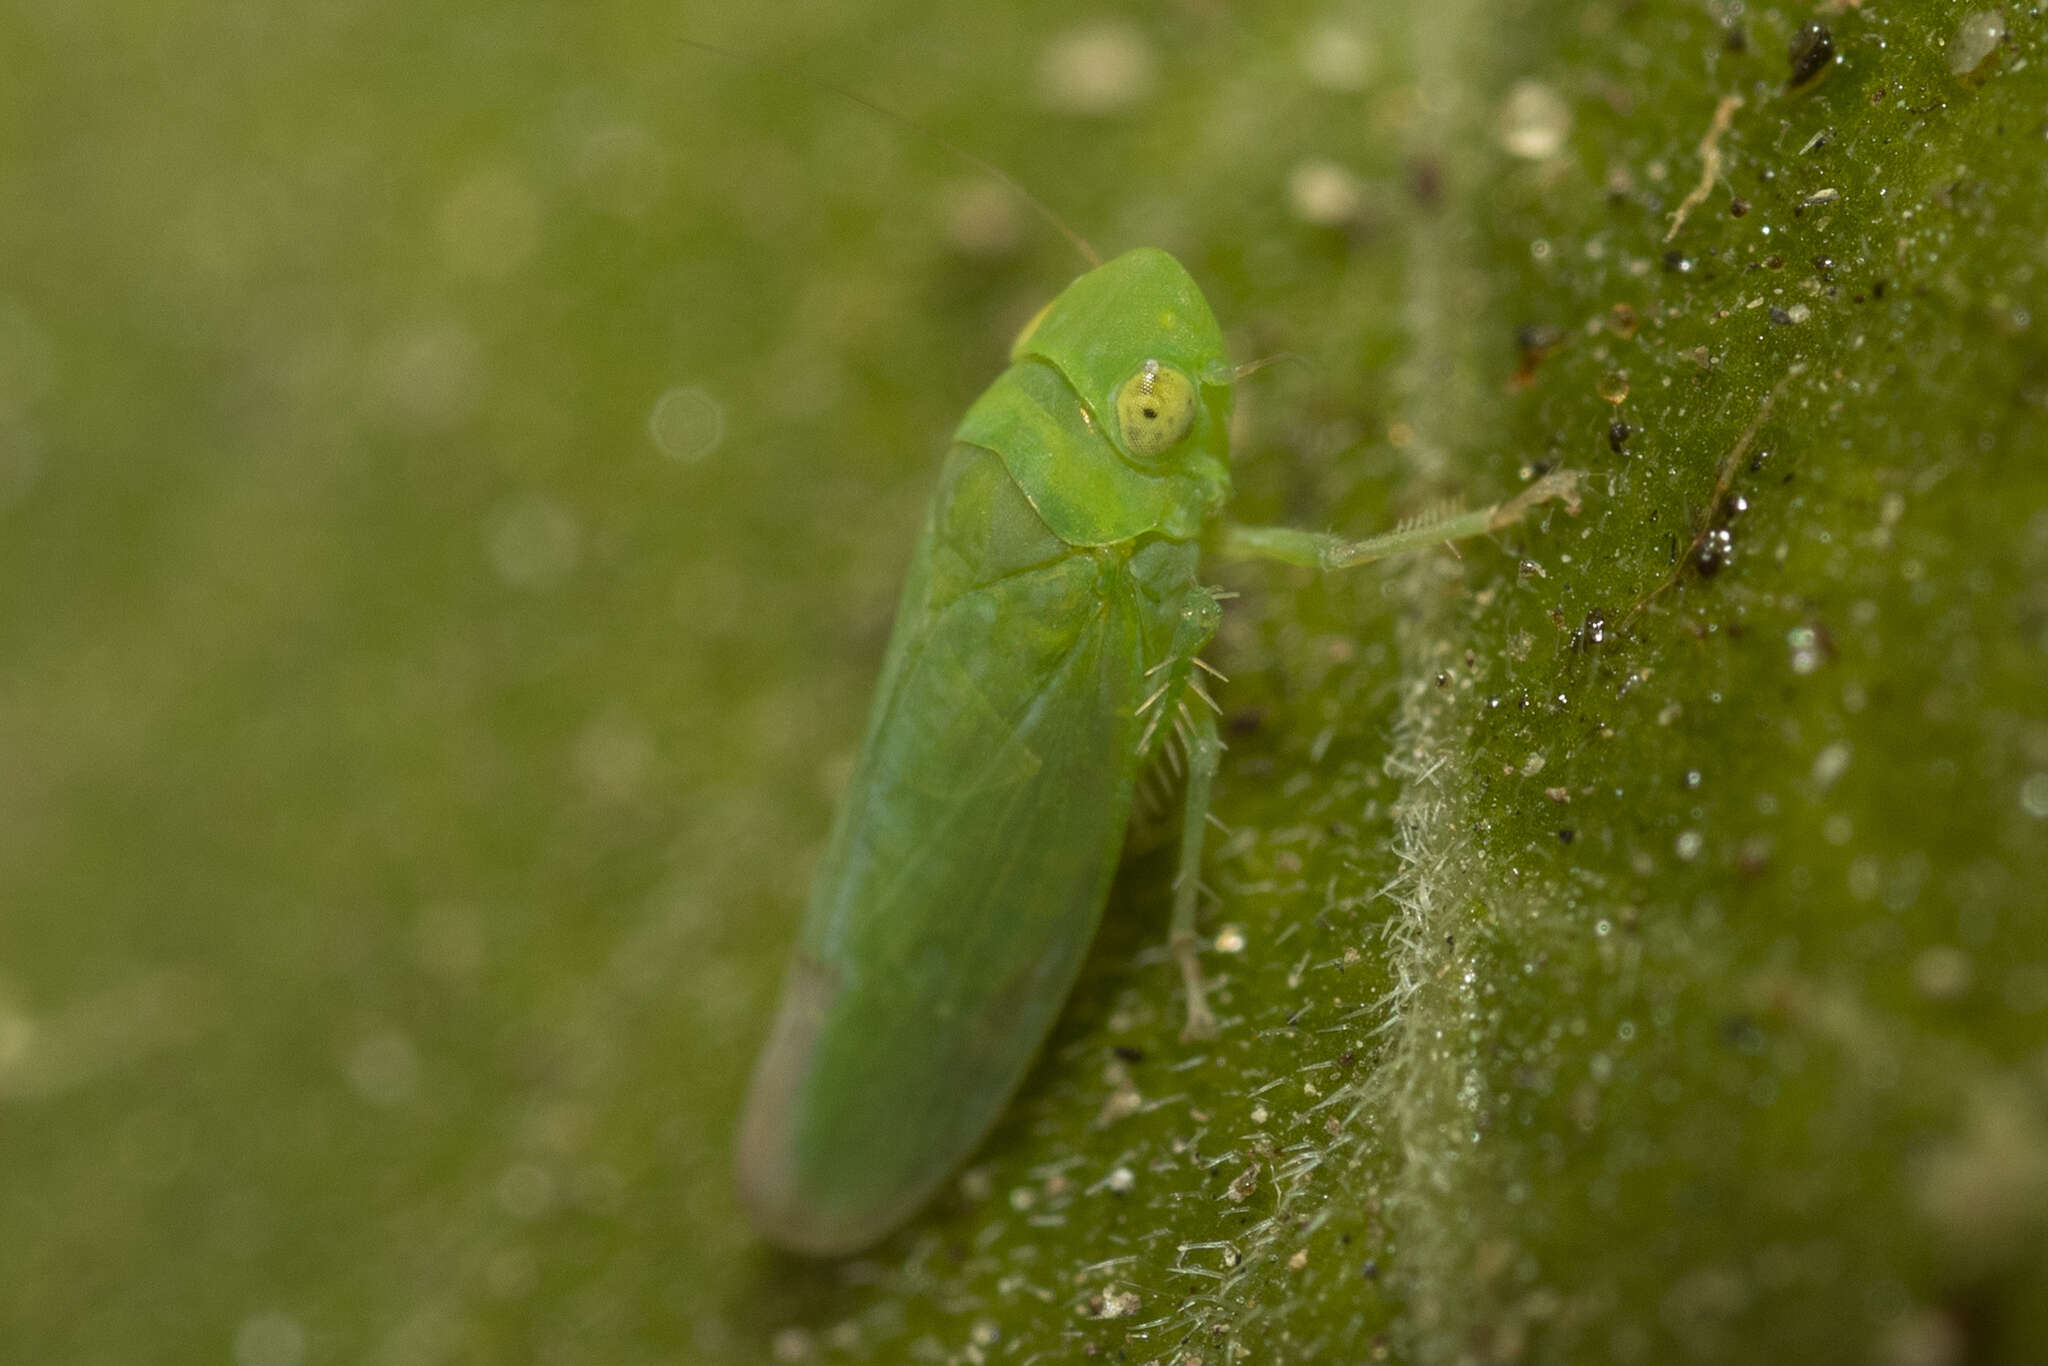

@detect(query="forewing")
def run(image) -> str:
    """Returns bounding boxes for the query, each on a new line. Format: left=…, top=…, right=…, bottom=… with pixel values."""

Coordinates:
left=737, top=505, right=1145, bottom=1254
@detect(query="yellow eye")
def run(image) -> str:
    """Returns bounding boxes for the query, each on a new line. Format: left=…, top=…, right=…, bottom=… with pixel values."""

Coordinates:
left=1114, top=360, right=1198, bottom=459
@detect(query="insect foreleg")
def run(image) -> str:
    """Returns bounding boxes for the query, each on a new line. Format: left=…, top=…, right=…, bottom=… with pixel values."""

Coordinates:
left=1168, top=705, right=1224, bottom=1042
left=1129, top=576, right=1228, bottom=1038
left=1214, top=469, right=1583, bottom=571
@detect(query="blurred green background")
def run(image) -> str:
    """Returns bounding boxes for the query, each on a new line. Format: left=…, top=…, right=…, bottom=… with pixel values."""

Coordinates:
left=4, top=1, right=2046, bottom=1362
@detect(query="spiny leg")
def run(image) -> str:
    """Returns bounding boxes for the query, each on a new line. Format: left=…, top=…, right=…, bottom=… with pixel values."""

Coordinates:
left=1214, top=469, right=1582, bottom=571
left=1170, top=704, right=1225, bottom=1041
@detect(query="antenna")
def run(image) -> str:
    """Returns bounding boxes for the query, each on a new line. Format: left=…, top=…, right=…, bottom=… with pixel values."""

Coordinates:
left=680, top=38, right=1102, bottom=268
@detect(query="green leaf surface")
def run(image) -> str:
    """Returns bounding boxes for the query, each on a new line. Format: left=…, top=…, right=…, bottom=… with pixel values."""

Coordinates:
left=4, top=2, right=2043, bottom=1363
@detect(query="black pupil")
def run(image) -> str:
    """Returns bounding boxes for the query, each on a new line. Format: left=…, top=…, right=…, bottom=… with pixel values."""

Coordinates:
left=1142, top=407, right=1157, bottom=419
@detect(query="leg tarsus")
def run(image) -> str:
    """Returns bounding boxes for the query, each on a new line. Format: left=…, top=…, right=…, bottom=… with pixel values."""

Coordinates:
left=1488, top=467, right=1583, bottom=529
left=1175, top=936, right=1217, bottom=1042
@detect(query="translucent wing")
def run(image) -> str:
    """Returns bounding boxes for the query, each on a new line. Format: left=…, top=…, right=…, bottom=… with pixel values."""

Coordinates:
left=736, top=445, right=1149, bottom=1254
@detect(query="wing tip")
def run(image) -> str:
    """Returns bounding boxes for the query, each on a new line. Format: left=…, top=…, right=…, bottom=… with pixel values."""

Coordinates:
left=733, top=954, right=914, bottom=1258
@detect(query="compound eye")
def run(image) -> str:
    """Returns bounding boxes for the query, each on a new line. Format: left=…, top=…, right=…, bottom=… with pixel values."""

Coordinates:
left=1114, top=360, right=1198, bottom=459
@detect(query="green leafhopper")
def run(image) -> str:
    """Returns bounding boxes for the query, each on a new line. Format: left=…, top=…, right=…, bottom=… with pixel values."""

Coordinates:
left=722, top=57, right=1581, bottom=1258
left=733, top=248, right=1580, bottom=1255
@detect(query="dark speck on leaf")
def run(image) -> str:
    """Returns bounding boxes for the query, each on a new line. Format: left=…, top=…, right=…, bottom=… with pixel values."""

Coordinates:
left=1408, top=157, right=1443, bottom=209
left=1788, top=22, right=1834, bottom=88
left=1608, top=421, right=1632, bottom=453
left=1722, top=1014, right=1766, bottom=1051
left=1558, top=828, right=1576, bottom=844
left=1113, top=1045, right=1145, bottom=1064
left=1513, top=324, right=1565, bottom=384
left=1696, top=526, right=1736, bottom=576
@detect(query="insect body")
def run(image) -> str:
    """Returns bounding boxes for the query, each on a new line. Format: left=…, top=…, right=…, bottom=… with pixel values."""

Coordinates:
left=735, top=247, right=1578, bottom=1256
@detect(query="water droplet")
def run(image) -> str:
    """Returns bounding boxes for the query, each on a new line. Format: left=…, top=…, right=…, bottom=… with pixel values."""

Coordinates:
left=1880, top=1310, right=1968, bottom=1366
left=370, top=323, right=485, bottom=428
left=1697, top=526, right=1736, bottom=577
left=1914, top=947, right=1974, bottom=1001
left=489, top=496, right=580, bottom=589
left=1787, top=22, right=1835, bottom=89
left=940, top=179, right=1022, bottom=257
left=1499, top=81, right=1571, bottom=160
left=2019, top=772, right=2048, bottom=818
left=573, top=713, right=655, bottom=803
left=1299, top=24, right=1372, bottom=91
left=1811, top=743, right=1852, bottom=790
left=495, top=1161, right=556, bottom=1220
left=414, top=902, right=486, bottom=982
left=485, top=1245, right=537, bottom=1300
left=1787, top=625, right=1824, bottom=675
left=233, top=1312, right=307, bottom=1366
left=575, top=123, right=668, bottom=222
left=343, top=1028, right=421, bottom=1106
left=1287, top=159, right=1365, bottom=227
left=648, top=385, right=725, bottom=463
left=1039, top=22, right=1157, bottom=116
left=438, top=165, right=541, bottom=278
